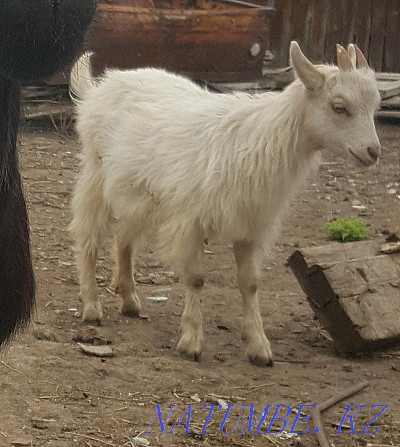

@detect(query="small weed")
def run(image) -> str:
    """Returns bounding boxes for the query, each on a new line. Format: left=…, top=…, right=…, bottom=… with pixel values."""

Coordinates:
left=325, top=218, right=369, bottom=242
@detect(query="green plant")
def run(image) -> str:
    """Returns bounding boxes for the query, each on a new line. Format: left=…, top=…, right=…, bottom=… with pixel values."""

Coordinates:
left=325, top=218, right=369, bottom=243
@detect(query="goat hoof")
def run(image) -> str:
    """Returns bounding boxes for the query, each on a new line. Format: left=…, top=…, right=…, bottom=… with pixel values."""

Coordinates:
left=245, top=343, right=273, bottom=367
left=177, top=337, right=203, bottom=362
left=248, top=354, right=274, bottom=367
left=120, top=297, right=141, bottom=318
left=120, top=307, right=141, bottom=318
left=82, top=302, right=103, bottom=324
left=179, top=349, right=202, bottom=362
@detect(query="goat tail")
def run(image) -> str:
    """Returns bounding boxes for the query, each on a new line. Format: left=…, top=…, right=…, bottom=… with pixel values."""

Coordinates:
left=69, top=51, right=95, bottom=104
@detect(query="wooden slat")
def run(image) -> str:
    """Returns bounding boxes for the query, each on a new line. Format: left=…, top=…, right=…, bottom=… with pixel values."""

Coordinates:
left=270, top=0, right=292, bottom=67
left=350, top=0, right=371, bottom=58
left=323, top=0, right=342, bottom=62
left=341, top=0, right=356, bottom=45
left=307, top=0, right=328, bottom=63
left=384, top=1, right=400, bottom=72
left=369, top=0, right=388, bottom=71
left=290, top=0, right=311, bottom=51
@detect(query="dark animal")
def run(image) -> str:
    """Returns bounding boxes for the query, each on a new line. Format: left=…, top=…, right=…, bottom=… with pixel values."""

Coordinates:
left=0, top=0, right=96, bottom=347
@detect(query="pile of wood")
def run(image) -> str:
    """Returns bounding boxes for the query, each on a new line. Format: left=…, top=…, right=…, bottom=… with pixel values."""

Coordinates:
left=21, top=86, right=72, bottom=128
left=375, top=73, right=400, bottom=119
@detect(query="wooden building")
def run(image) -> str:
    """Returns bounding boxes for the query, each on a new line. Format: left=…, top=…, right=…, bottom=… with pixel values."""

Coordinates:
left=270, top=0, right=400, bottom=72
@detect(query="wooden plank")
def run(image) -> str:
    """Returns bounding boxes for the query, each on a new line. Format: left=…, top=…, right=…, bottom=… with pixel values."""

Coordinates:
left=353, top=0, right=372, bottom=59
left=383, top=0, right=400, bottom=72
left=376, top=72, right=400, bottom=81
left=324, top=0, right=349, bottom=63
left=341, top=0, right=356, bottom=45
left=270, top=0, right=292, bottom=67
left=289, top=0, right=311, bottom=51
left=307, top=0, right=328, bottom=63
left=376, top=109, right=400, bottom=119
left=369, top=0, right=388, bottom=71
left=288, top=240, right=400, bottom=353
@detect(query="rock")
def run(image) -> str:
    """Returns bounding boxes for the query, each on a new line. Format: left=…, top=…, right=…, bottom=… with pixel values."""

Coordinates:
left=190, top=393, right=201, bottom=402
left=135, top=274, right=153, bottom=285
left=33, top=328, right=58, bottom=342
left=217, top=398, right=229, bottom=410
left=146, top=296, right=168, bottom=302
left=31, top=418, right=53, bottom=429
left=73, top=327, right=98, bottom=343
left=73, top=327, right=111, bottom=345
left=11, top=439, right=32, bottom=446
left=151, top=275, right=170, bottom=286
left=343, top=364, right=353, bottom=372
left=132, top=436, right=150, bottom=446
left=153, top=361, right=162, bottom=371
left=77, top=343, right=114, bottom=357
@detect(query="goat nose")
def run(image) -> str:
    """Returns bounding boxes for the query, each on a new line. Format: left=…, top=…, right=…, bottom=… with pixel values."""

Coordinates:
left=367, top=144, right=381, bottom=161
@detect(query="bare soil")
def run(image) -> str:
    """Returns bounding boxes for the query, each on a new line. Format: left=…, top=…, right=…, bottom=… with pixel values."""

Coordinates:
left=0, top=120, right=399, bottom=447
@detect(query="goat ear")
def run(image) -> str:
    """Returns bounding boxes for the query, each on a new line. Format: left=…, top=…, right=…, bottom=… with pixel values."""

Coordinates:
left=290, top=41, right=324, bottom=91
left=354, top=44, right=370, bottom=69
left=336, top=44, right=353, bottom=71
left=347, top=44, right=357, bottom=69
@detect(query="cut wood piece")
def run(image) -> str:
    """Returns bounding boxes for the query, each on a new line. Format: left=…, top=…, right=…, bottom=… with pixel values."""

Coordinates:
left=375, top=72, right=400, bottom=81
left=376, top=109, right=400, bottom=119
left=288, top=240, right=400, bottom=353
left=377, top=80, right=400, bottom=99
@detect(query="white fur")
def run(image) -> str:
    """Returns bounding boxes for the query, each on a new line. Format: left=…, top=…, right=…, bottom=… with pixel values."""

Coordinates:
left=69, top=42, right=381, bottom=366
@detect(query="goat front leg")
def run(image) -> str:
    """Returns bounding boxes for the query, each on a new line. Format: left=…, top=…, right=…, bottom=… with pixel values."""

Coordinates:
left=177, top=235, right=205, bottom=361
left=234, top=241, right=273, bottom=366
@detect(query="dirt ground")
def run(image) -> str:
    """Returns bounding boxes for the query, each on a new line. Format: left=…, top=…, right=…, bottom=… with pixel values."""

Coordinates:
left=0, top=118, right=399, bottom=447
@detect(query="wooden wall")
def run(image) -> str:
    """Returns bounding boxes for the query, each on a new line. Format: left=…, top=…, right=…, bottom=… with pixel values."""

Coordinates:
left=270, top=0, right=400, bottom=72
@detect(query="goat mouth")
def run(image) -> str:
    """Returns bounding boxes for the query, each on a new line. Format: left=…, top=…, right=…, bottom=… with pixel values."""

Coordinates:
left=349, top=149, right=375, bottom=167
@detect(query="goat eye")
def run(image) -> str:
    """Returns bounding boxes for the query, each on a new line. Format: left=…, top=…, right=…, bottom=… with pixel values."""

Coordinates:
left=332, top=103, right=347, bottom=114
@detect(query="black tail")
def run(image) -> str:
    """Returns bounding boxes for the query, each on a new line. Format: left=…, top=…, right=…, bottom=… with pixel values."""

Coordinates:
left=0, top=78, right=35, bottom=347
left=0, top=0, right=96, bottom=347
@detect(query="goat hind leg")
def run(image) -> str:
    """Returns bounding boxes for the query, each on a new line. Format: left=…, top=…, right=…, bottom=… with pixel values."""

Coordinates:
left=78, top=247, right=103, bottom=323
left=234, top=241, right=273, bottom=367
left=114, top=235, right=142, bottom=318
left=71, top=167, right=107, bottom=324
left=177, top=234, right=205, bottom=361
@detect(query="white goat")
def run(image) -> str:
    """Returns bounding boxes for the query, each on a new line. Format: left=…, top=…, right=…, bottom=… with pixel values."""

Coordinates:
left=70, top=42, right=381, bottom=366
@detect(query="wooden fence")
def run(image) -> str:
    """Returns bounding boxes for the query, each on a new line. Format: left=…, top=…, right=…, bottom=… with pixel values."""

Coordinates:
left=269, top=0, right=400, bottom=72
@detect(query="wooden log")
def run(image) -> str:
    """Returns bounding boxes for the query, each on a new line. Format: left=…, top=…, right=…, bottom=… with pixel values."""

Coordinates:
left=288, top=240, right=400, bottom=353
left=85, top=1, right=272, bottom=82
